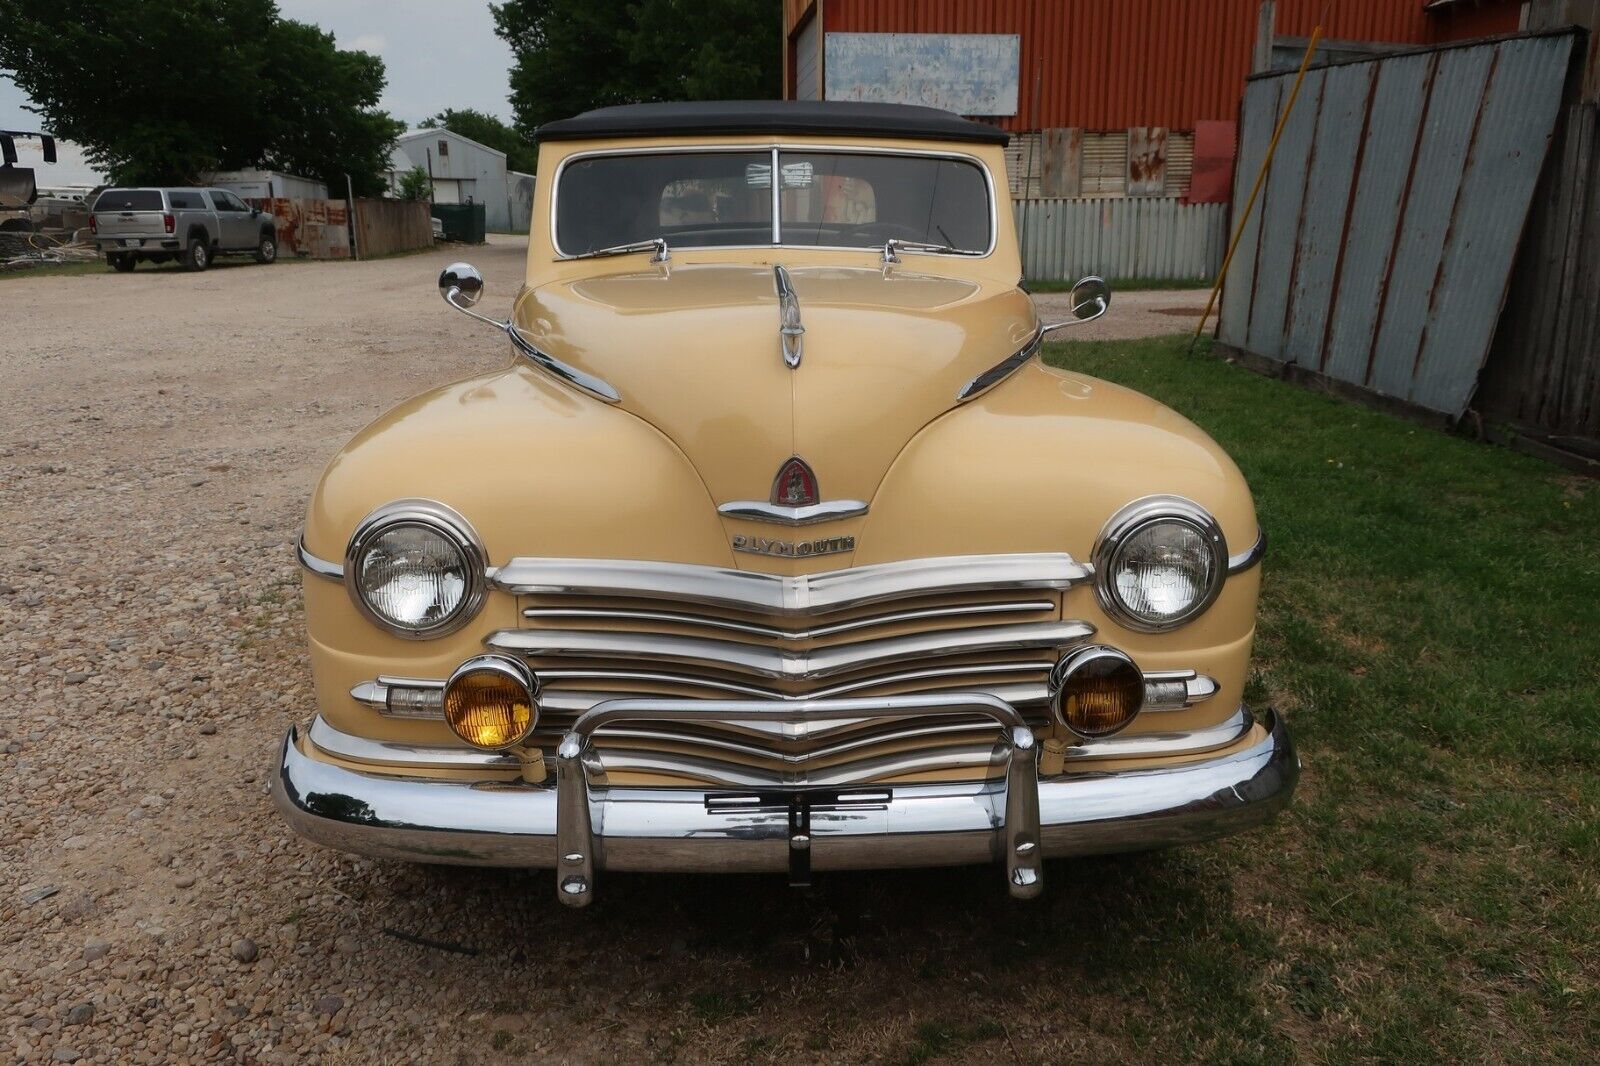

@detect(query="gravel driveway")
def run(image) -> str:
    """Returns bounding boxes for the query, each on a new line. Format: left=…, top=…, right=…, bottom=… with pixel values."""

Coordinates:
left=3, top=238, right=1207, bottom=1065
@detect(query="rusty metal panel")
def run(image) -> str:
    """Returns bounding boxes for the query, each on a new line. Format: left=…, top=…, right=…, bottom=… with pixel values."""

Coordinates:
left=1282, top=61, right=1373, bottom=370
left=1126, top=128, right=1168, bottom=197
left=1218, top=32, right=1577, bottom=418
left=824, top=33, right=1020, bottom=115
left=1038, top=128, right=1081, bottom=197
left=250, top=198, right=351, bottom=260
left=1219, top=77, right=1280, bottom=346
left=1320, top=53, right=1433, bottom=386
left=1245, top=68, right=1322, bottom=359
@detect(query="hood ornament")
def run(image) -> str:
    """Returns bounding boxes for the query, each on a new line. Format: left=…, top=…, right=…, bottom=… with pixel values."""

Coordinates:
left=773, top=265, right=804, bottom=369
left=718, top=455, right=868, bottom=527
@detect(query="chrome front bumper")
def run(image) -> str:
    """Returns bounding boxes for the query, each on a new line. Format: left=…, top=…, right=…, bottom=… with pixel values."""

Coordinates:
left=273, top=701, right=1297, bottom=906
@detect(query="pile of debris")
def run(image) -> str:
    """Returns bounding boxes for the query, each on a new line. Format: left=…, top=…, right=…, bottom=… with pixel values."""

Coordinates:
left=1, top=229, right=99, bottom=270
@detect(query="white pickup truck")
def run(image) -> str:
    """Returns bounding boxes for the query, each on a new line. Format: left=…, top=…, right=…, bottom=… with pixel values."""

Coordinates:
left=90, top=187, right=278, bottom=272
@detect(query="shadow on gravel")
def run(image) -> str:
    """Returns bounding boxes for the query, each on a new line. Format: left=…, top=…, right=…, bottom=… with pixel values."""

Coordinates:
left=352, top=848, right=1234, bottom=981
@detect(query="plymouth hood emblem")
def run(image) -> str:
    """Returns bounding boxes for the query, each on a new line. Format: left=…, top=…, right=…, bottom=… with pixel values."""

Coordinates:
left=773, top=456, right=818, bottom=506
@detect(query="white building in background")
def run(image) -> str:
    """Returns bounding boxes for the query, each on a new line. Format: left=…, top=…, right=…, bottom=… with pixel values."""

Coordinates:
left=387, top=128, right=525, bottom=232
left=205, top=169, right=328, bottom=201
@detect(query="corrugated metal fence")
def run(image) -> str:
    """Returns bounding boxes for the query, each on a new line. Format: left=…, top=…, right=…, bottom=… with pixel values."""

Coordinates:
left=1216, top=32, right=1576, bottom=419
left=1015, top=198, right=1226, bottom=281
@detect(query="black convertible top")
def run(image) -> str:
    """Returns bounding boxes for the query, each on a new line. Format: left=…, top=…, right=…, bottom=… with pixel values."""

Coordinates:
left=534, top=100, right=1011, bottom=146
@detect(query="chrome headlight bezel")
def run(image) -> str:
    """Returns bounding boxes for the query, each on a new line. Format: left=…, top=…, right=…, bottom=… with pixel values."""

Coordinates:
left=344, top=499, right=487, bottom=639
left=1092, top=495, right=1228, bottom=633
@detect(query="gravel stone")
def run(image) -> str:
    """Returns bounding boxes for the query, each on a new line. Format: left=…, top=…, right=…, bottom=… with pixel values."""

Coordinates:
left=231, top=938, right=259, bottom=964
left=65, top=1002, right=95, bottom=1025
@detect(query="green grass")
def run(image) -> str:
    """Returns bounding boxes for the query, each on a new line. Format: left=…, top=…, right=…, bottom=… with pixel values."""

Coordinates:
left=1029, top=334, right=1600, bottom=1060
left=1027, top=275, right=1213, bottom=293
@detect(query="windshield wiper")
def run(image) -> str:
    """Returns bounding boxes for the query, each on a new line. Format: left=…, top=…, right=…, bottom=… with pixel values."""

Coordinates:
left=881, top=238, right=981, bottom=265
left=569, top=236, right=669, bottom=263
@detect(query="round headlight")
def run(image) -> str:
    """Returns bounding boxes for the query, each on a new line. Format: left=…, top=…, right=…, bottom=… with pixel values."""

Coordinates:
left=444, top=655, right=538, bottom=749
left=1094, top=497, right=1226, bottom=632
left=1051, top=645, right=1144, bottom=738
left=345, top=500, right=486, bottom=638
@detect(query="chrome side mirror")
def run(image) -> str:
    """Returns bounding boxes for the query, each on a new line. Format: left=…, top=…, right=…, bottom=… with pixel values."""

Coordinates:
left=1040, top=275, right=1111, bottom=337
left=435, top=260, right=622, bottom=405
left=439, top=261, right=484, bottom=309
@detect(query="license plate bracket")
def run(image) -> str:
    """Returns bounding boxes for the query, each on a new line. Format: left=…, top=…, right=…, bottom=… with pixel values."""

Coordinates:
left=703, top=788, right=892, bottom=887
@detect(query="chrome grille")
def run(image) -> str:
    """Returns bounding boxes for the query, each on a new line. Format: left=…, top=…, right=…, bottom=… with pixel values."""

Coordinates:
left=482, top=554, right=1095, bottom=785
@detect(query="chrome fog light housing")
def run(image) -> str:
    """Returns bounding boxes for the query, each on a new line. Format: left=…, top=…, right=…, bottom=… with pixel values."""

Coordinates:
left=443, top=655, right=539, bottom=749
left=1050, top=645, right=1144, bottom=739
left=345, top=500, right=486, bottom=638
left=1093, top=496, right=1226, bottom=632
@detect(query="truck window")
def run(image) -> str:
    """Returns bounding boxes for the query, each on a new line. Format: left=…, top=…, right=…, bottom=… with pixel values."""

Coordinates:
left=94, top=189, right=163, bottom=211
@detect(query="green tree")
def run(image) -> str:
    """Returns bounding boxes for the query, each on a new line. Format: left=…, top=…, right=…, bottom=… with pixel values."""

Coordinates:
left=396, top=166, right=432, bottom=202
left=420, top=109, right=538, bottom=175
left=0, top=0, right=402, bottom=194
left=492, top=0, right=780, bottom=139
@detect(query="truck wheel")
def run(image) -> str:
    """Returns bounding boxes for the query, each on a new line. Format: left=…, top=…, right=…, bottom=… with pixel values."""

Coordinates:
left=108, top=253, right=136, bottom=273
left=183, top=236, right=209, bottom=272
left=254, top=232, right=277, bottom=264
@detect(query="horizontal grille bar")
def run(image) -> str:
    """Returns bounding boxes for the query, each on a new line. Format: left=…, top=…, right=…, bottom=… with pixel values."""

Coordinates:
left=491, top=553, right=1090, bottom=616
left=521, top=599, right=1055, bottom=641
left=486, top=620, right=1093, bottom=682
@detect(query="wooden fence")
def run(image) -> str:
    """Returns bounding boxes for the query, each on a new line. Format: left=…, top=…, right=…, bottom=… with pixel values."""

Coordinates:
left=1478, top=99, right=1600, bottom=464
left=353, top=199, right=433, bottom=258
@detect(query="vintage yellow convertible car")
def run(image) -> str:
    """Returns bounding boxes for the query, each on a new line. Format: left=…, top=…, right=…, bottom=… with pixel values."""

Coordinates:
left=276, top=101, right=1297, bottom=905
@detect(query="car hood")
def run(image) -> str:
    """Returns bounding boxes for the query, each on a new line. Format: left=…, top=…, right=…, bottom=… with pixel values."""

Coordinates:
left=514, top=263, right=1037, bottom=521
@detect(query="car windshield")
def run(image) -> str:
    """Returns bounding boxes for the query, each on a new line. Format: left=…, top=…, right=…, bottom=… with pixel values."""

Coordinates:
left=554, top=150, right=991, bottom=256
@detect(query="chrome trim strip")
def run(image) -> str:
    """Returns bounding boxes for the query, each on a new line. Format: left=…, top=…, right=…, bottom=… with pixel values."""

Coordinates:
left=773, top=264, right=804, bottom=369
left=548, top=143, right=999, bottom=261
left=306, top=703, right=1247, bottom=776
left=507, top=321, right=622, bottom=404
left=272, top=709, right=1296, bottom=882
left=716, top=498, right=869, bottom=526
left=307, top=714, right=521, bottom=771
left=486, top=620, right=1093, bottom=682
left=1142, top=670, right=1220, bottom=712
left=491, top=552, right=1092, bottom=615
left=1061, top=707, right=1250, bottom=762
left=1227, top=528, right=1267, bottom=574
left=295, top=537, right=344, bottom=582
left=955, top=331, right=1042, bottom=403
left=521, top=599, right=1054, bottom=641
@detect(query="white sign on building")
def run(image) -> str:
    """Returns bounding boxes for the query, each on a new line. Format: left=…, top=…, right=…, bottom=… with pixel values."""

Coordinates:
left=824, top=33, right=1021, bottom=117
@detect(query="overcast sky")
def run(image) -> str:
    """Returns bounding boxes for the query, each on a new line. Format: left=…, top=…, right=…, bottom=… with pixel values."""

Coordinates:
left=0, top=0, right=515, bottom=135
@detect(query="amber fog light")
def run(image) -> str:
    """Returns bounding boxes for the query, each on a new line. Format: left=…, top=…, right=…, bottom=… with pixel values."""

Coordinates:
left=1050, top=646, right=1144, bottom=739
left=443, top=656, right=539, bottom=749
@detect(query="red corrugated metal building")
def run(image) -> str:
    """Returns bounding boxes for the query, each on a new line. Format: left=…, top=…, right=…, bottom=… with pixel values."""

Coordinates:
left=783, top=0, right=1524, bottom=198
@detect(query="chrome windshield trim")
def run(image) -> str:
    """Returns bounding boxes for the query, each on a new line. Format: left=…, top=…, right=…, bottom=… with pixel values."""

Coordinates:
left=956, top=331, right=1042, bottom=403
left=491, top=552, right=1091, bottom=615
left=296, top=537, right=344, bottom=582
left=548, top=143, right=998, bottom=260
left=716, top=498, right=868, bottom=525
left=522, top=599, right=1054, bottom=641
left=1227, top=528, right=1268, bottom=574
left=486, top=620, right=1094, bottom=682
left=506, top=322, right=621, bottom=403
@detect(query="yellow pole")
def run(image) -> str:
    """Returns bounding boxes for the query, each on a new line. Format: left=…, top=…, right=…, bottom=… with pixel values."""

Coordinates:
left=1190, top=26, right=1324, bottom=353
